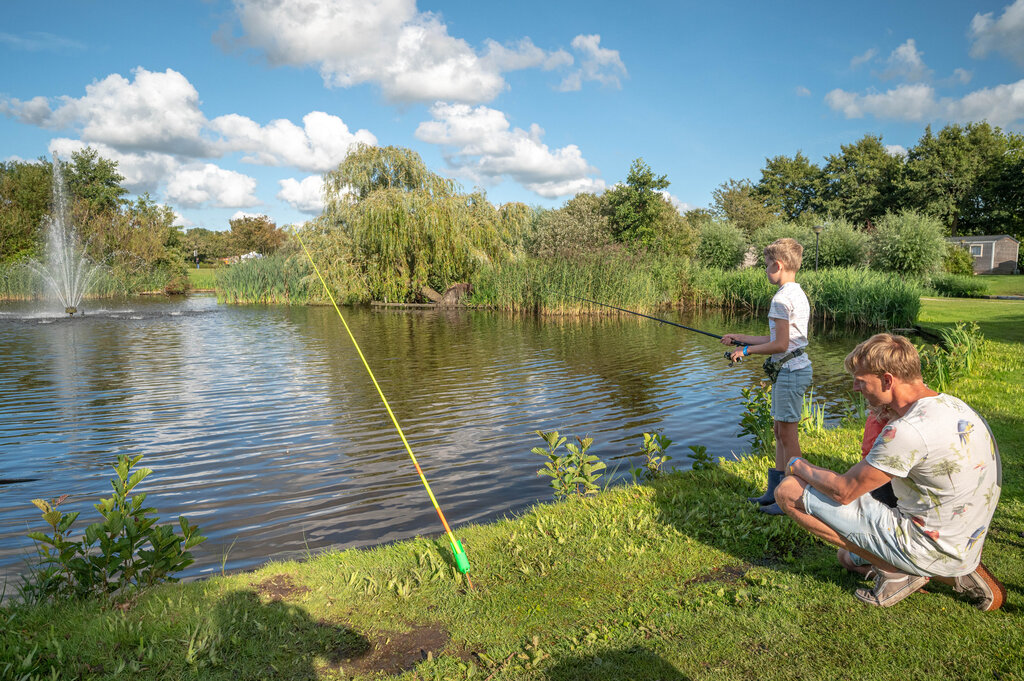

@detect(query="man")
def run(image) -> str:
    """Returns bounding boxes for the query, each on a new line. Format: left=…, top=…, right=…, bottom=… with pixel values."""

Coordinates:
left=774, top=333, right=1005, bottom=610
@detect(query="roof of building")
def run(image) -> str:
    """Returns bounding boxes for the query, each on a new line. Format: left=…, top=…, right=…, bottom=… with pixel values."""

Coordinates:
left=945, top=235, right=1020, bottom=244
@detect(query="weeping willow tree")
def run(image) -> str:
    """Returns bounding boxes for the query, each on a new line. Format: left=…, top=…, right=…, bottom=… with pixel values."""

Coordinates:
left=312, top=144, right=533, bottom=303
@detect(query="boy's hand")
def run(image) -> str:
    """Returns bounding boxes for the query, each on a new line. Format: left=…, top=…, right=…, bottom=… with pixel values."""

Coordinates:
left=721, top=334, right=741, bottom=346
left=728, top=347, right=747, bottom=363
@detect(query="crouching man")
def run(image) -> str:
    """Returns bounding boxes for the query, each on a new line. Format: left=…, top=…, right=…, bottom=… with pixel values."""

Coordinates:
left=775, top=333, right=1005, bottom=610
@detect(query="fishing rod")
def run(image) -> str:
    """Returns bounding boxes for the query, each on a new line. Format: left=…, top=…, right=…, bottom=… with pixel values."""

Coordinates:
left=295, top=233, right=473, bottom=590
left=570, top=295, right=747, bottom=362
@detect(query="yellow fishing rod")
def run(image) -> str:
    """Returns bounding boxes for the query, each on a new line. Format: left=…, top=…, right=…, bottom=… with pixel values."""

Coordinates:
left=295, top=232, right=473, bottom=590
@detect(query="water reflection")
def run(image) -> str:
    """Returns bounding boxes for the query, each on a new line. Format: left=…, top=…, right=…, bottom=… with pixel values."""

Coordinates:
left=0, top=296, right=865, bottom=584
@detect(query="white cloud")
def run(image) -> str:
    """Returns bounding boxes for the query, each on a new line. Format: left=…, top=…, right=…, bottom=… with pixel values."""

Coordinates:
left=210, top=111, right=376, bottom=172
left=850, top=48, right=877, bottom=69
left=795, top=86, right=811, bottom=97
left=885, top=144, right=908, bottom=158
left=277, top=175, right=325, bottom=213
left=657, top=190, right=695, bottom=214
left=47, top=138, right=182, bottom=195
left=825, top=78, right=1024, bottom=127
left=558, top=34, right=627, bottom=92
left=172, top=211, right=194, bottom=228
left=949, top=68, right=973, bottom=85
left=230, top=210, right=267, bottom=221
left=165, top=164, right=259, bottom=208
left=969, top=0, right=1024, bottom=67
left=881, top=39, right=931, bottom=82
left=415, top=102, right=605, bottom=198
left=228, top=0, right=578, bottom=103
left=8, top=68, right=212, bottom=156
left=825, top=83, right=937, bottom=121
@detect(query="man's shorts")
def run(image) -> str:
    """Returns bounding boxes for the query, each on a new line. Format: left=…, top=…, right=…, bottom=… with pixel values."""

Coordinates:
left=771, top=365, right=812, bottom=423
left=801, top=485, right=925, bottom=576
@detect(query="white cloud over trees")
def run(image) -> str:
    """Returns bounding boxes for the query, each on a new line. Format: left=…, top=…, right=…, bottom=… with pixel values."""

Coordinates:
left=415, top=103, right=605, bottom=198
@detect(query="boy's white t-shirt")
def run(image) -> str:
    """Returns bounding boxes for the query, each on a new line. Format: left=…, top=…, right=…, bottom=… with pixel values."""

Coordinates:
left=767, top=282, right=811, bottom=372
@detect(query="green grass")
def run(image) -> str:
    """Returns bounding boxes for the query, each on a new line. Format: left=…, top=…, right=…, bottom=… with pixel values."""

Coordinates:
left=187, top=267, right=219, bottom=291
left=919, top=297, right=1024, bottom=344
left=981, top=274, right=1024, bottom=297
left=3, top=301, right=1023, bottom=680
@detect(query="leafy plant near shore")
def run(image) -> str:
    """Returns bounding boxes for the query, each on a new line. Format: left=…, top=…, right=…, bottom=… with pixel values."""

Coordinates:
left=686, top=444, right=716, bottom=471
left=799, top=389, right=827, bottom=434
left=532, top=430, right=607, bottom=498
left=632, top=432, right=674, bottom=480
left=738, top=382, right=774, bottom=456
left=22, top=454, right=206, bottom=602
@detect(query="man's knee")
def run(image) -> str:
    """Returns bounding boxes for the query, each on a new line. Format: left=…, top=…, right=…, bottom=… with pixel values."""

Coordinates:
left=774, top=476, right=805, bottom=512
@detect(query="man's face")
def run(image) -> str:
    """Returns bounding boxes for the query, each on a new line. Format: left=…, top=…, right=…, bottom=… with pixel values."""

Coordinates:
left=852, top=371, right=893, bottom=408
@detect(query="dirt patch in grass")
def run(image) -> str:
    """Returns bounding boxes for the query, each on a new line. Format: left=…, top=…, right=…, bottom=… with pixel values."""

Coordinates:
left=255, top=574, right=310, bottom=601
left=683, top=564, right=749, bottom=587
left=328, top=623, right=452, bottom=676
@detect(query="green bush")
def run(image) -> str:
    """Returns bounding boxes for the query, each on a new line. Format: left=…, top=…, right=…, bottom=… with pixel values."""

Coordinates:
left=695, top=220, right=747, bottom=269
left=918, top=322, right=984, bottom=394
left=749, top=221, right=814, bottom=268
left=869, top=210, right=946, bottom=277
left=817, top=218, right=870, bottom=268
left=529, top=193, right=614, bottom=258
left=22, top=454, right=205, bottom=602
left=928, top=273, right=988, bottom=298
left=942, top=242, right=976, bottom=276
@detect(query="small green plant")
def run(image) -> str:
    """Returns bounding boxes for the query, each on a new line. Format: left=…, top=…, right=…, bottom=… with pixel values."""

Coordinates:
left=686, top=445, right=716, bottom=471
left=634, top=432, right=674, bottom=480
left=918, top=321, right=984, bottom=394
left=799, top=389, right=827, bottom=434
left=24, top=454, right=206, bottom=602
left=840, top=391, right=869, bottom=427
left=738, top=382, right=774, bottom=456
left=532, top=430, right=607, bottom=499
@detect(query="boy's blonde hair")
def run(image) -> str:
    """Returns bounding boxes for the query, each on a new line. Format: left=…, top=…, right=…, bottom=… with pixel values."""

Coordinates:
left=764, top=238, right=803, bottom=272
left=844, top=333, right=923, bottom=381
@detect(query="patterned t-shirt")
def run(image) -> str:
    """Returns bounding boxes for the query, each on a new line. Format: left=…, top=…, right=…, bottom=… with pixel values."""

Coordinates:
left=866, top=394, right=1002, bottom=577
left=767, top=282, right=811, bottom=372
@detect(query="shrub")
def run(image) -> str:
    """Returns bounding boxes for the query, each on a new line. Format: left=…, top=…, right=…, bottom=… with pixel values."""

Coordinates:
left=529, top=193, right=614, bottom=258
left=869, top=210, right=946, bottom=277
left=817, top=218, right=870, bottom=268
left=532, top=430, right=606, bottom=498
left=928, top=273, right=987, bottom=298
left=942, top=242, right=976, bottom=276
left=918, top=322, right=984, bottom=394
left=749, top=221, right=814, bottom=268
left=22, top=454, right=205, bottom=602
left=695, top=220, right=747, bottom=269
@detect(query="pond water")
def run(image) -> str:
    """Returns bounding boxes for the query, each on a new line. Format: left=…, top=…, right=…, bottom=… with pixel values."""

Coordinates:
left=0, top=295, right=868, bottom=585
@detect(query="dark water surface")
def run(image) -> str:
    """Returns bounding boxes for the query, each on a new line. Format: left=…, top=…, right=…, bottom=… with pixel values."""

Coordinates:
left=0, top=295, right=866, bottom=584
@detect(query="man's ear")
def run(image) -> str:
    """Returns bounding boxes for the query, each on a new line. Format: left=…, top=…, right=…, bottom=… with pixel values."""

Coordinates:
left=881, top=372, right=895, bottom=391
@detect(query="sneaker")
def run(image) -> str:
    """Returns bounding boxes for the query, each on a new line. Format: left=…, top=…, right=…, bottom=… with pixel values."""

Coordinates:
left=854, top=569, right=930, bottom=607
left=953, top=563, right=1006, bottom=612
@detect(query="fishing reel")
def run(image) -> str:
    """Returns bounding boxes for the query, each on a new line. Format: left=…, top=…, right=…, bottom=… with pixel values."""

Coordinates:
left=724, top=342, right=748, bottom=365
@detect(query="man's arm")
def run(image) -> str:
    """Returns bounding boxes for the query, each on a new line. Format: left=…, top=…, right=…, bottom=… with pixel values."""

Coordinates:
left=786, top=457, right=893, bottom=505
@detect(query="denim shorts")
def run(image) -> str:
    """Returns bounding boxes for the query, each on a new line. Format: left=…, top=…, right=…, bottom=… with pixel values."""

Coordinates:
left=802, top=485, right=924, bottom=576
left=771, top=365, right=812, bottom=423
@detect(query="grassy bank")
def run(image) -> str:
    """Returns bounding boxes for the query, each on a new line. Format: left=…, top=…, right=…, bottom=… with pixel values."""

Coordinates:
left=186, top=267, right=219, bottom=291
left=2, top=297, right=1021, bottom=680
left=980, top=274, right=1024, bottom=297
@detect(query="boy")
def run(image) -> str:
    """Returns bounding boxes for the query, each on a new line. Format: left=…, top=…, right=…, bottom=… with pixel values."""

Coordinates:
left=722, top=238, right=812, bottom=515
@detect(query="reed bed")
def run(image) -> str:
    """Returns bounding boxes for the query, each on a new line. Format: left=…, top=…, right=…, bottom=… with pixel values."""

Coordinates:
left=469, top=257, right=921, bottom=329
left=215, top=254, right=317, bottom=304
left=0, top=262, right=180, bottom=299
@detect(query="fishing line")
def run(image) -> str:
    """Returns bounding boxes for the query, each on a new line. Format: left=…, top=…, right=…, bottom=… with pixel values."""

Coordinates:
left=295, top=232, right=473, bottom=589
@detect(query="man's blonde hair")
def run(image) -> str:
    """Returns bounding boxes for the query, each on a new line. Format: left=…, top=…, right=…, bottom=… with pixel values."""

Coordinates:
left=764, top=238, right=803, bottom=272
left=844, top=333, right=923, bottom=381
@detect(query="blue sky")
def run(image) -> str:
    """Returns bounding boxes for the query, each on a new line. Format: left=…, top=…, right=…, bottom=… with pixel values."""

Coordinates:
left=2, top=0, right=1023, bottom=231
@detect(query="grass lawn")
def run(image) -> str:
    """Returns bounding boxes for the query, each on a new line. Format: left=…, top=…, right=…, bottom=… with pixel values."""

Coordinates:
left=980, top=274, right=1024, bottom=297
left=2, top=299, right=1022, bottom=680
left=918, top=297, right=1024, bottom=344
left=187, top=267, right=218, bottom=291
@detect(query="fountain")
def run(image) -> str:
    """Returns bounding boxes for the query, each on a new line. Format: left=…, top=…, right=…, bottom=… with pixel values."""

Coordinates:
left=29, top=155, right=102, bottom=316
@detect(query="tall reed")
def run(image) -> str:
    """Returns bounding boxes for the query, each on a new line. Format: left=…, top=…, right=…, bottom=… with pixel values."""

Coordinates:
left=215, top=254, right=315, bottom=304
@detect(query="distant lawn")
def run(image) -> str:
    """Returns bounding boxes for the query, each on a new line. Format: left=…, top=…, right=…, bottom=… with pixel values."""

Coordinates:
left=981, top=274, right=1024, bottom=297
left=919, top=296, right=1024, bottom=344
left=188, top=266, right=219, bottom=290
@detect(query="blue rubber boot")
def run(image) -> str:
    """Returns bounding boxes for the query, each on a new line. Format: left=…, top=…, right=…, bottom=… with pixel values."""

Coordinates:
left=758, top=501, right=786, bottom=515
left=748, top=468, right=783, bottom=505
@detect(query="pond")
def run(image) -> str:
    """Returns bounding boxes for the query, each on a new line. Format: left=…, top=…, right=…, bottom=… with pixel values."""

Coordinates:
left=0, top=295, right=868, bottom=585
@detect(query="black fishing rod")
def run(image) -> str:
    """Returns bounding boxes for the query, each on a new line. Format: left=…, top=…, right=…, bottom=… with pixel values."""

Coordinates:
left=571, top=296, right=746, bottom=362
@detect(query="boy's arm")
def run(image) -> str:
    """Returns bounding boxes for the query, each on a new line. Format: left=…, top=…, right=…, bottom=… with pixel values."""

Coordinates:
left=724, top=318, right=789, bottom=361
left=720, top=333, right=770, bottom=346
